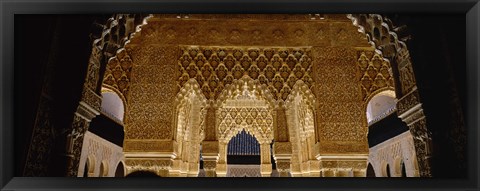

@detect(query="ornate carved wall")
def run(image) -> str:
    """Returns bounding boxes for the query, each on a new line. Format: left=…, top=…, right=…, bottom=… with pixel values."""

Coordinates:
left=78, top=131, right=124, bottom=177
left=349, top=14, right=432, bottom=177
left=100, top=14, right=416, bottom=177
left=368, top=131, right=419, bottom=177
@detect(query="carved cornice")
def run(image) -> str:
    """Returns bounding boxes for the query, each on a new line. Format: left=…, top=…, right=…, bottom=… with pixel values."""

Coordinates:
left=129, top=15, right=369, bottom=47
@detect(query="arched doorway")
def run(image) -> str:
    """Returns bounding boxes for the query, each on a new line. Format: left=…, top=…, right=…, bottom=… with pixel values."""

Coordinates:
left=215, top=76, right=276, bottom=177
left=366, top=163, right=376, bottom=177
left=226, top=130, right=262, bottom=177
left=115, top=162, right=125, bottom=177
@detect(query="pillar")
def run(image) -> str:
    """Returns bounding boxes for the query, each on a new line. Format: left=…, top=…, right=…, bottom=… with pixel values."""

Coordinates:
left=260, top=143, right=273, bottom=177
left=397, top=89, right=432, bottom=177
left=273, top=142, right=292, bottom=177
left=201, top=106, right=219, bottom=177
left=202, top=141, right=219, bottom=177
left=273, top=105, right=292, bottom=177
left=216, top=142, right=228, bottom=177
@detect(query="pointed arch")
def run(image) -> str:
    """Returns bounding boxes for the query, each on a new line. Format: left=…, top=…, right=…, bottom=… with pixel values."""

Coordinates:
left=174, top=78, right=208, bottom=176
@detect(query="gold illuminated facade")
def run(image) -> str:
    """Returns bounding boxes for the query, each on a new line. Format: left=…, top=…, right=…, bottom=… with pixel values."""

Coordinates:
left=70, top=14, right=432, bottom=177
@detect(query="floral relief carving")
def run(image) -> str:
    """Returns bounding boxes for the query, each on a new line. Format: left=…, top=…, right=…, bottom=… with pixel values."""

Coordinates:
left=356, top=50, right=395, bottom=101
left=124, top=46, right=180, bottom=140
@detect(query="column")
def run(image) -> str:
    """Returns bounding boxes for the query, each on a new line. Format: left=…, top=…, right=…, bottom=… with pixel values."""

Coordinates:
left=260, top=143, right=272, bottom=177
left=216, top=142, right=228, bottom=177
left=272, top=106, right=292, bottom=177
left=201, top=107, right=219, bottom=177
left=397, top=89, right=432, bottom=177
left=202, top=141, right=219, bottom=177
left=273, top=142, right=292, bottom=177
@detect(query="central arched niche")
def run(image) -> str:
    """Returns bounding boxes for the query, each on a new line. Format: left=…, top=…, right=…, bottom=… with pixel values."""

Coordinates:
left=226, top=130, right=262, bottom=177
left=214, top=76, right=275, bottom=177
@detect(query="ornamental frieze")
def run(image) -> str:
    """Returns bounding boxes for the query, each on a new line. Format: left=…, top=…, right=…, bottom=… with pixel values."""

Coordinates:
left=124, top=140, right=176, bottom=152
left=129, top=15, right=369, bottom=47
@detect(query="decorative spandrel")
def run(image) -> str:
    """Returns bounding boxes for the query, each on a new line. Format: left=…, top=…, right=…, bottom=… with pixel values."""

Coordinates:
left=356, top=50, right=395, bottom=102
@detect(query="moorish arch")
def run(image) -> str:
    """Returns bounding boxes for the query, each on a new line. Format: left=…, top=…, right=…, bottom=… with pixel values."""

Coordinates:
left=171, top=78, right=208, bottom=177
left=74, top=14, right=429, bottom=177
left=213, top=76, right=276, bottom=177
left=284, top=80, right=318, bottom=176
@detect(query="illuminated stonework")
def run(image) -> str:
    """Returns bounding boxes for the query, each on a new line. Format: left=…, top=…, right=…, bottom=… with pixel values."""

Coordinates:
left=90, top=14, right=430, bottom=177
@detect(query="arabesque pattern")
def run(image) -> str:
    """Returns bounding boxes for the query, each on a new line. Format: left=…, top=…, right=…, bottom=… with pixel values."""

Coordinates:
left=177, top=47, right=313, bottom=101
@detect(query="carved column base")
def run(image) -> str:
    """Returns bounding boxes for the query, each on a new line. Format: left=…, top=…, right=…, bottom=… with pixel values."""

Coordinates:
left=187, top=162, right=199, bottom=177
left=260, top=163, right=272, bottom=177
left=169, top=159, right=183, bottom=177
left=273, top=142, right=292, bottom=177
left=202, top=140, right=220, bottom=177
left=203, top=159, right=218, bottom=177
left=308, top=160, right=321, bottom=177
left=276, top=159, right=291, bottom=177
left=301, top=161, right=311, bottom=177
left=216, top=163, right=227, bottom=177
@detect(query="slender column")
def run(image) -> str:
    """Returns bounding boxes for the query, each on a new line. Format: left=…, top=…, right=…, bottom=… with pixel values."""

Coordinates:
left=201, top=106, right=219, bottom=177
left=216, top=142, right=228, bottom=177
left=260, top=143, right=272, bottom=177
left=187, top=142, right=200, bottom=177
left=202, top=140, right=219, bottom=177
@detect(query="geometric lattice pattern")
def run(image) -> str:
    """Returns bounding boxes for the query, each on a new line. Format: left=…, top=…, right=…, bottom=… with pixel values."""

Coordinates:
left=177, top=47, right=313, bottom=100
left=357, top=51, right=395, bottom=101
left=218, top=107, right=274, bottom=144
left=103, top=50, right=132, bottom=101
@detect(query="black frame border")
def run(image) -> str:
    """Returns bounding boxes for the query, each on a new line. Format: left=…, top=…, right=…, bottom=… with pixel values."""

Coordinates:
left=1, top=0, right=479, bottom=191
